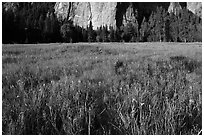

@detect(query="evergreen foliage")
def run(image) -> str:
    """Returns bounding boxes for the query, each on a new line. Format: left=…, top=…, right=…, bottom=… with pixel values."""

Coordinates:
left=2, top=3, right=202, bottom=43
left=87, top=21, right=95, bottom=42
left=108, top=26, right=115, bottom=42
left=60, top=21, right=75, bottom=43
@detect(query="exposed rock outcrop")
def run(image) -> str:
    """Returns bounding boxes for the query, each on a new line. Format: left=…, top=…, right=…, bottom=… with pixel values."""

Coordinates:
left=72, top=2, right=92, bottom=28
left=54, top=2, right=117, bottom=29
left=3, top=2, right=202, bottom=30
left=168, top=2, right=182, bottom=15
left=54, top=2, right=191, bottom=29
left=122, top=3, right=137, bottom=26
left=54, top=2, right=71, bottom=21
left=2, top=2, right=19, bottom=12
left=187, top=2, right=202, bottom=18
left=90, top=2, right=117, bottom=29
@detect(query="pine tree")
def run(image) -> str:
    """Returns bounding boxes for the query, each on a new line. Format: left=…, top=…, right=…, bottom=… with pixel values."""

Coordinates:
left=153, top=7, right=167, bottom=42
left=49, top=13, right=61, bottom=42
left=108, top=25, right=115, bottom=42
left=82, top=27, right=88, bottom=42
left=169, top=13, right=179, bottom=42
left=161, top=7, right=169, bottom=42
left=178, top=8, right=190, bottom=42
left=139, top=17, right=149, bottom=42
left=96, top=26, right=102, bottom=42
left=126, top=23, right=134, bottom=42
left=87, top=21, right=95, bottom=42
left=44, top=13, right=51, bottom=42
left=2, top=9, right=15, bottom=43
left=165, top=18, right=171, bottom=42
left=131, top=19, right=139, bottom=42
left=102, top=25, right=109, bottom=42
left=193, top=15, right=202, bottom=42
left=60, top=20, right=74, bottom=43
left=155, top=7, right=162, bottom=41
left=38, top=14, right=45, bottom=42
left=114, top=27, right=120, bottom=42
left=120, top=22, right=137, bottom=42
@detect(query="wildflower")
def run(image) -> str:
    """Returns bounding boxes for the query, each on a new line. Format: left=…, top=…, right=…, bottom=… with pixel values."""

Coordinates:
left=51, top=80, right=55, bottom=85
left=141, top=102, right=145, bottom=106
left=103, top=92, right=108, bottom=103
left=78, top=80, right=81, bottom=83
left=189, top=99, right=194, bottom=105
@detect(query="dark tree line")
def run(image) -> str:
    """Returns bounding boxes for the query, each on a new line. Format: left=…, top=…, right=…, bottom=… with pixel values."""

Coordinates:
left=2, top=3, right=202, bottom=44
left=3, top=2, right=61, bottom=43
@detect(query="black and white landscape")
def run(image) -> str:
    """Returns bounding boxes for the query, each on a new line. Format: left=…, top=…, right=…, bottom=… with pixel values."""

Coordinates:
left=2, top=2, right=202, bottom=135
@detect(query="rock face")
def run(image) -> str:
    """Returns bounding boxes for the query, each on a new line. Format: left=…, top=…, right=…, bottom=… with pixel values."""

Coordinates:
left=168, top=2, right=182, bottom=15
left=4, top=2, right=201, bottom=30
left=55, top=2, right=117, bottom=29
left=72, top=2, right=92, bottom=28
left=2, top=2, right=19, bottom=12
left=121, top=3, right=137, bottom=26
left=187, top=2, right=202, bottom=18
left=54, top=2, right=193, bottom=29
left=54, top=2, right=71, bottom=21
left=90, top=2, right=117, bottom=29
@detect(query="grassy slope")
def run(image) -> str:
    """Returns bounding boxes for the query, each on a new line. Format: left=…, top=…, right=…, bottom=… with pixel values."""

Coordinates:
left=2, top=43, right=202, bottom=135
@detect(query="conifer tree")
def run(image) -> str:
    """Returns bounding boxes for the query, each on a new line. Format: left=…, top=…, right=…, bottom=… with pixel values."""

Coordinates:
left=2, top=9, right=15, bottom=43
left=102, top=25, right=109, bottom=42
left=192, top=15, right=202, bottom=42
left=96, top=26, right=102, bottom=42
left=60, top=20, right=74, bottom=43
left=169, top=12, right=179, bottom=42
left=38, top=15, right=45, bottom=42
left=82, top=27, right=88, bottom=42
left=108, top=25, right=115, bottom=42
left=131, top=19, right=139, bottom=42
left=114, top=27, right=120, bottom=42
left=139, top=17, right=149, bottom=42
left=154, top=7, right=163, bottom=41
left=87, top=21, right=95, bottom=42
left=44, top=13, right=51, bottom=42
left=178, top=8, right=190, bottom=42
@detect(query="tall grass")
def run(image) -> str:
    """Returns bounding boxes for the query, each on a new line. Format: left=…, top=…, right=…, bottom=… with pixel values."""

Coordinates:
left=2, top=45, right=202, bottom=135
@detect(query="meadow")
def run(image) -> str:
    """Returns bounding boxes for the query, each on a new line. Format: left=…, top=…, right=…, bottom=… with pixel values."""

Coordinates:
left=2, top=42, right=202, bottom=135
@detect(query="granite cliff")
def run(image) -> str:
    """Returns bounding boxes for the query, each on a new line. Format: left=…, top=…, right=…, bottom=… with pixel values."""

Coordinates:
left=54, top=2, right=201, bottom=29
left=54, top=2, right=117, bottom=29
left=187, top=2, right=202, bottom=18
left=3, top=2, right=202, bottom=30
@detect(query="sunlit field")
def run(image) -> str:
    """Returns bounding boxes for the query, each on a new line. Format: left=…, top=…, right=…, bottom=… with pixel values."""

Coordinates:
left=2, top=42, right=202, bottom=135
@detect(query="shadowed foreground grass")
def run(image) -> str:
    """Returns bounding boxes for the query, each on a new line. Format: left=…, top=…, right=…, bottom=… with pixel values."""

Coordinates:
left=2, top=43, right=202, bottom=135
